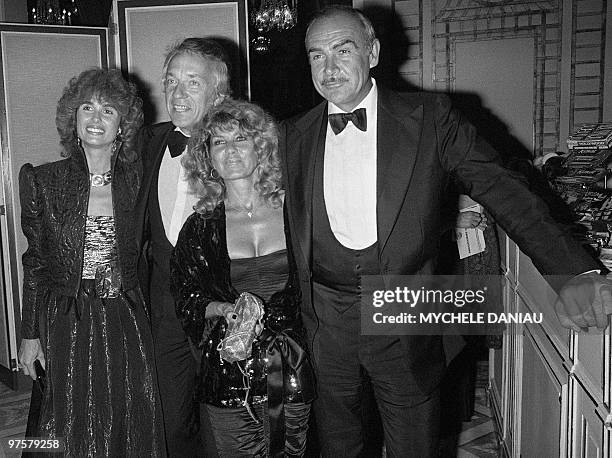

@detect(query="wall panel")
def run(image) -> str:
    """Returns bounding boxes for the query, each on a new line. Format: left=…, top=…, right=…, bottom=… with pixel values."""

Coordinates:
left=453, top=36, right=535, bottom=153
left=520, top=331, right=563, bottom=457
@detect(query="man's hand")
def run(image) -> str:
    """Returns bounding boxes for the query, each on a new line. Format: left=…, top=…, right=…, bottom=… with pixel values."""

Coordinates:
left=18, top=338, right=45, bottom=380
left=456, top=211, right=487, bottom=230
left=555, top=272, right=612, bottom=332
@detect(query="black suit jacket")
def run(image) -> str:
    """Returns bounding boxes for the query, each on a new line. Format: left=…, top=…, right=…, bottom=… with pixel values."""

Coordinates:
left=134, top=121, right=175, bottom=309
left=280, top=86, right=598, bottom=390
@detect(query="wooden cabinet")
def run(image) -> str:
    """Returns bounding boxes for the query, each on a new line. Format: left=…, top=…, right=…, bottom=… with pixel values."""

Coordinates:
left=492, top=230, right=612, bottom=457
left=572, top=384, right=606, bottom=457
left=519, top=331, right=564, bottom=458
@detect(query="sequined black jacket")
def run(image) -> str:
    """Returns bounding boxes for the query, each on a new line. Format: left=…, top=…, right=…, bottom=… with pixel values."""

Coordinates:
left=170, top=205, right=315, bottom=405
left=19, top=149, right=142, bottom=339
left=171, top=204, right=304, bottom=347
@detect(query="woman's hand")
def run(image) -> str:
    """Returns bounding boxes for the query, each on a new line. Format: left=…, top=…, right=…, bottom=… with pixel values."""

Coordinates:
left=18, top=338, right=45, bottom=381
left=207, top=300, right=264, bottom=334
left=206, top=301, right=237, bottom=320
left=456, top=211, right=487, bottom=230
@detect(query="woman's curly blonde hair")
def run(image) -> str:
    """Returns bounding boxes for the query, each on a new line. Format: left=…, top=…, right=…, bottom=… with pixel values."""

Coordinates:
left=56, top=68, right=143, bottom=163
left=183, top=98, right=283, bottom=216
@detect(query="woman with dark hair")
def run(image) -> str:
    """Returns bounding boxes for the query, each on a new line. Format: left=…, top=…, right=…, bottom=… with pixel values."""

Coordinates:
left=171, top=98, right=315, bottom=457
left=17, top=68, right=165, bottom=456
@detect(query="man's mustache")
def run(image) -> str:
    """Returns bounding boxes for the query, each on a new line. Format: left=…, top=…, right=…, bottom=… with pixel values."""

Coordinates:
left=321, top=77, right=348, bottom=85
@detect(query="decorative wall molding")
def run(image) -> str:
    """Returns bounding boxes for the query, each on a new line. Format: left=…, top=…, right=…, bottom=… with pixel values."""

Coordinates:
left=433, top=0, right=561, bottom=156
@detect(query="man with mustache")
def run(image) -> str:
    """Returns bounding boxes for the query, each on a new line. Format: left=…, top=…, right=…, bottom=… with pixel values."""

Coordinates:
left=280, top=6, right=612, bottom=456
left=135, top=38, right=228, bottom=457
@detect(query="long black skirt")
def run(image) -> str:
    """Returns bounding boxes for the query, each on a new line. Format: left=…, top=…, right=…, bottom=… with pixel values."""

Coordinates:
left=205, top=401, right=310, bottom=457
left=37, top=282, right=165, bottom=457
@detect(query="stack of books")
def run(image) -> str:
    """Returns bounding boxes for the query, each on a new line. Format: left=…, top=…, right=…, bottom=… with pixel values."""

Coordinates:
left=566, top=123, right=612, bottom=150
left=555, top=123, right=612, bottom=186
left=570, top=190, right=612, bottom=222
left=555, top=123, right=612, bottom=249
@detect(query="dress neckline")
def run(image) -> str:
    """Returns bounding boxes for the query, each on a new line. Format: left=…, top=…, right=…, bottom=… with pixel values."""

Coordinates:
left=230, top=249, right=287, bottom=262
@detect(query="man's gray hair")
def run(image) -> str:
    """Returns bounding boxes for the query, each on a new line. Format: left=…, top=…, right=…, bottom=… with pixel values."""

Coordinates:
left=163, top=37, right=231, bottom=96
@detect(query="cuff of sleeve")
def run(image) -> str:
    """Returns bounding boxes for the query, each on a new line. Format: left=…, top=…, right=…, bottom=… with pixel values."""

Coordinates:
left=578, top=269, right=608, bottom=276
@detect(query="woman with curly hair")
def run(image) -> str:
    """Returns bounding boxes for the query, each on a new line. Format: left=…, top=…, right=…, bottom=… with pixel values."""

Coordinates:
left=171, top=98, right=315, bottom=457
left=17, top=68, right=165, bottom=456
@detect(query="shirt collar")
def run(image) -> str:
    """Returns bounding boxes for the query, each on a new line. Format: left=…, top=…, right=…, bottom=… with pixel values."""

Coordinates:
left=174, top=126, right=191, bottom=138
left=328, top=78, right=377, bottom=116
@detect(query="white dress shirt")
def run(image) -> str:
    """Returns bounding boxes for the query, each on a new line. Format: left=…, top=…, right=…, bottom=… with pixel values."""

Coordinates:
left=158, top=128, right=199, bottom=246
left=324, top=79, right=378, bottom=249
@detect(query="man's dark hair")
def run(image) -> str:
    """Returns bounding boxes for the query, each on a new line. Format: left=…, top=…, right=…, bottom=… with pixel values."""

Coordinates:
left=306, top=5, right=377, bottom=50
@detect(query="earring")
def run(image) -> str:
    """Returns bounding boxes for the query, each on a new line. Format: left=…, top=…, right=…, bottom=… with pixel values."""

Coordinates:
left=77, top=137, right=82, bottom=147
left=116, top=127, right=123, bottom=140
left=210, top=168, right=220, bottom=180
left=213, top=93, right=225, bottom=106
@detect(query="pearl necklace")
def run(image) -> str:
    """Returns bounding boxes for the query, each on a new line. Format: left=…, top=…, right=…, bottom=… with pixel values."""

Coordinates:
left=89, top=170, right=112, bottom=187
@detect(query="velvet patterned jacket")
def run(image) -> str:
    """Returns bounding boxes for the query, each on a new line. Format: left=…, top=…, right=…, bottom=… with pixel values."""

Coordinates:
left=19, top=149, right=142, bottom=339
left=170, top=204, right=315, bottom=405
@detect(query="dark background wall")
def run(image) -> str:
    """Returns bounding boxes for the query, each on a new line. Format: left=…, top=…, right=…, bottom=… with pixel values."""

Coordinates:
left=25, top=0, right=357, bottom=120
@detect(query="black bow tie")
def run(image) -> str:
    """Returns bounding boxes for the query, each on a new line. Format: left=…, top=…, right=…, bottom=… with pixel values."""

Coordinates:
left=328, top=108, right=367, bottom=135
left=168, top=130, right=189, bottom=158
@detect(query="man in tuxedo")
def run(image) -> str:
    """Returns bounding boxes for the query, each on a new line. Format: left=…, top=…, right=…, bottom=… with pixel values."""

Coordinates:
left=280, top=6, right=612, bottom=456
left=135, top=38, right=228, bottom=457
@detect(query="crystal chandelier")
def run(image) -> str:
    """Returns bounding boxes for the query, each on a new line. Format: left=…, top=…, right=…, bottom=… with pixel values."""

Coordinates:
left=252, top=0, right=297, bottom=32
left=29, top=0, right=79, bottom=25
left=250, top=0, right=296, bottom=54
left=251, top=35, right=272, bottom=54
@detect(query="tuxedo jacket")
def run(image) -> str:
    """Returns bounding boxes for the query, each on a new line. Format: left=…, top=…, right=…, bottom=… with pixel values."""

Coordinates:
left=134, top=121, right=175, bottom=308
left=280, top=86, right=598, bottom=387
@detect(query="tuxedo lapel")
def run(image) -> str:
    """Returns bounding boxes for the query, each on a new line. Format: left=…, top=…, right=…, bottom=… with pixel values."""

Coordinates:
left=136, top=123, right=173, bottom=250
left=285, top=103, right=327, bottom=269
left=376, top=88, right=424, bottom=253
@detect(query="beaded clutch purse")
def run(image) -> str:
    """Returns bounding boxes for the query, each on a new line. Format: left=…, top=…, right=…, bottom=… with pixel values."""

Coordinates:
left=217, top=292, right=264, bottom=363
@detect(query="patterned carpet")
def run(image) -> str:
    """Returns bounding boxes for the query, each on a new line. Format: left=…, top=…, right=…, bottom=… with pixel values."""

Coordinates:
left=0, top=363, right=500, bottom=457
left=456, top=361, right=500, bottom=457
left=0, top=375, right=30, bottom=437
left=0, top=374, right=32, bottom=457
